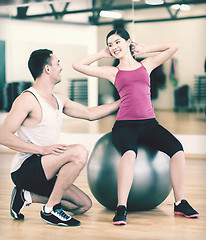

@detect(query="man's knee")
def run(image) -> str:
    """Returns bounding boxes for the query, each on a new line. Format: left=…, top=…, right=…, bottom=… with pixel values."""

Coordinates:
left=74, top=197, right=92, bottom=215
left=66, top=144, right=88, bottom=168
left=74, top=144, right=88, bottom=167
left=80, top=198, right=92, bottom=214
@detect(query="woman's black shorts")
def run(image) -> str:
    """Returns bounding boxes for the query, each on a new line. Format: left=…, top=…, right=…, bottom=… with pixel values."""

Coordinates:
left=112, top=118, right=183, bottom=158
left=11, top=154, right=56, bottom=197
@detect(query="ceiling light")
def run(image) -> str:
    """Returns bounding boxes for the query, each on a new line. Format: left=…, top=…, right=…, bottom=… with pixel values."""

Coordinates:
left=171, top=4, right=191, bottom=11
left=145, top=0, right=164, bottom=5
left=100, top=10, right=122, bottom=19
left=171, top=4, right=180, bottom=10
left=180, top=4, right=191, bottom=11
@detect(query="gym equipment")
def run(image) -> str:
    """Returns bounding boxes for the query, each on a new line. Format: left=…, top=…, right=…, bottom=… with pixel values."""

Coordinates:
left=87, top=132, right=172, bottom=211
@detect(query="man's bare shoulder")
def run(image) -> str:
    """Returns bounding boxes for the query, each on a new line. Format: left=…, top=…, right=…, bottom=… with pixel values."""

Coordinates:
left=12, top=91, right=37, bottom=110
left=17, top=91, right=36, bottom=102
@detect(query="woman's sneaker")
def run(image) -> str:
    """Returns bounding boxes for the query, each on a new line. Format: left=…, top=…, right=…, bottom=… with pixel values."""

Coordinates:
left=40, top=203, right=81, bottom=227
left=174, top=199, right=199, bottom=218
left=112, top=205, right=127, bottom=225
left=10, top=187, right=30, bottom=220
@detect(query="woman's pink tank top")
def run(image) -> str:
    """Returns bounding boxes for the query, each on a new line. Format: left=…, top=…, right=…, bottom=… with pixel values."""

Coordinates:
left=114, top=63, right=155, bottom=120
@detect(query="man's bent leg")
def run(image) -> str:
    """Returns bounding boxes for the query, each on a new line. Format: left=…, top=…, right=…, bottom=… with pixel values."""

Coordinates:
left=40, top=144, right=88, bottom=226
left=22, top=184, right=92, bottom=215
left=41, top=144, right=88, bottom=207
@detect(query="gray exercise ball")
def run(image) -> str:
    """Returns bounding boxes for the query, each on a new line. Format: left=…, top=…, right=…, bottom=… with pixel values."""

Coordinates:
left=87, top=132, right=172, bottom=211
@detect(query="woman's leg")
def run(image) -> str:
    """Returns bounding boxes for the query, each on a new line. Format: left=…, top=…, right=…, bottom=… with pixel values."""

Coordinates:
left=112, top=150, right=136, bottom=225
left=112, top=123, right=139, bottom=225
left=141, top=123, right=199, bottom=218
left=117, top=150, right=136, bottom=207
left=112, top=123, right=139, bottom=207
left=170, top=150, right=185, bottom=202
left=170, top=150, right=199, bottom=218
left=141, top=123, right=185, bottom=201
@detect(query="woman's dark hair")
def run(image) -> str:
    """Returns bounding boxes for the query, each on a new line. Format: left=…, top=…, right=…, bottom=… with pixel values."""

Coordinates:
left=28, top=49, right=53, bottom=80
left=106, top=28, right=131, bottom=45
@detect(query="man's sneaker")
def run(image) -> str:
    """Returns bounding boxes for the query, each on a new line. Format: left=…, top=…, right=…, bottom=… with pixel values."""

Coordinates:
left=112, top=205, right=127, bottom=225
left=10, top=187, right=30, bottom=220
left=174, top=199, right=199, bottom=218
left=40, top=203, right=81, bottom=227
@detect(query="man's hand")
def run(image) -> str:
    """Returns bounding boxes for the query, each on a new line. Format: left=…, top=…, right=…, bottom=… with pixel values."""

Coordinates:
left=41, top=144, right=68, bottom=155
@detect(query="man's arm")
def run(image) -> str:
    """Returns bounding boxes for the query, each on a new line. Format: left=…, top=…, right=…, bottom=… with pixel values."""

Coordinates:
left=0, top=93, right=67, bottom=155
left=58, top=93, right=120, bottom=121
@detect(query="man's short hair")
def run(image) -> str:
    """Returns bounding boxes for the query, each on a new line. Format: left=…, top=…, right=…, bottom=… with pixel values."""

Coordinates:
left=28, top=49, right=53, bottom=80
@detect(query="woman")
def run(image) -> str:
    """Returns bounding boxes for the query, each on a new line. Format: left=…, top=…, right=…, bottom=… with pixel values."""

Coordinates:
left=72, top=28, right=199, bottom=225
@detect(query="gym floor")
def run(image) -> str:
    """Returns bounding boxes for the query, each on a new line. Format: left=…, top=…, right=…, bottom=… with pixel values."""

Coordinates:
left=0, top=110, right=205, bottom=240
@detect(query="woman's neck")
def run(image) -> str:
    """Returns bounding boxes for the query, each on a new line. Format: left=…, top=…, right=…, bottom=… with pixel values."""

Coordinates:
left=118, top=54, right=140, bottom=70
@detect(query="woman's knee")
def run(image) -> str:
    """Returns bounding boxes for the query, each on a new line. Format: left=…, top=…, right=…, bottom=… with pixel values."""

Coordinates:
left=169, top=141, right=184, bottom=158
left=122, top=150, right=136, bottom=160
left=171, top=150, right=184, bottom=159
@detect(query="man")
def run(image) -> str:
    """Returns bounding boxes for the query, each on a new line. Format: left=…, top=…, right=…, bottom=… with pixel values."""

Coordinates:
left=0, top=49, right=120, bottom=227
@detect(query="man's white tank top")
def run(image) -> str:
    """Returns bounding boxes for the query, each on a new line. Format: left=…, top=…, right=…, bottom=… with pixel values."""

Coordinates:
left=10, top=87, right=63, bottom=173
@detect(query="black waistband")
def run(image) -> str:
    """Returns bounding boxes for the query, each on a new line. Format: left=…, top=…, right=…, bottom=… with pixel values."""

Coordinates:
left=113, top=118, right=157, bottom=127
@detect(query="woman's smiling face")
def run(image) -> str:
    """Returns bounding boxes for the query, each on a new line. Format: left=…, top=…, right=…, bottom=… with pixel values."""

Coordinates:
left=107, top=34, right=131, bottom=59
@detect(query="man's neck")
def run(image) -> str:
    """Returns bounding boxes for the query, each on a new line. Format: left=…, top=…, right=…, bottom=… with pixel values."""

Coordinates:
left=33, top=78, right=54, bottom=97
